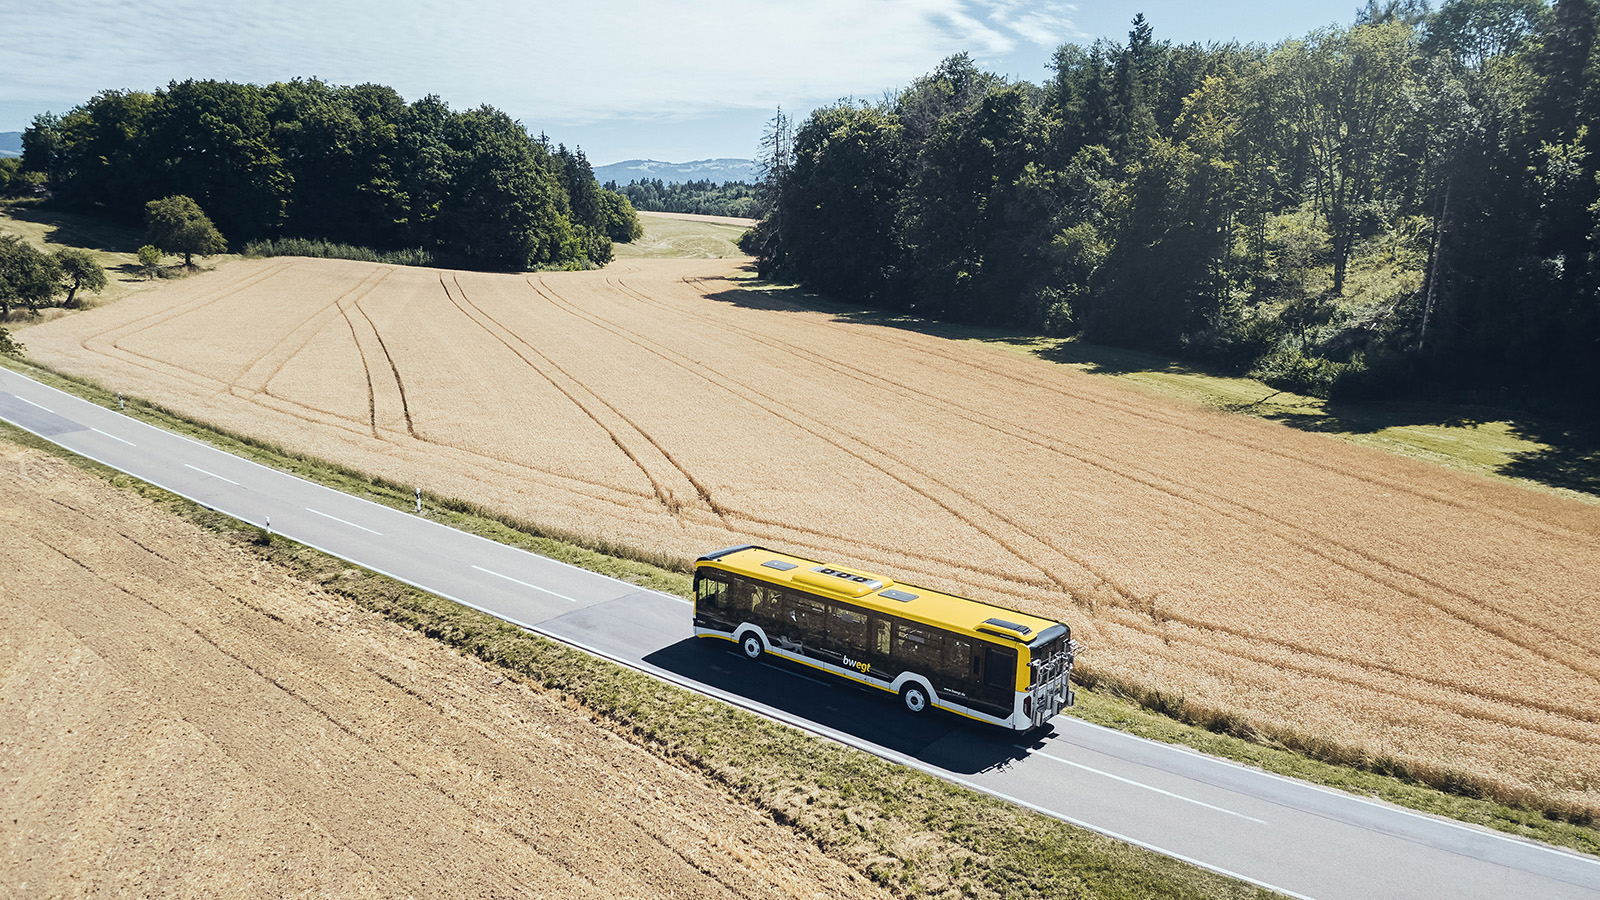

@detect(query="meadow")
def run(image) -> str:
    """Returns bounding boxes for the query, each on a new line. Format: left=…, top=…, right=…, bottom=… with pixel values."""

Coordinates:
left=18, top=252, right=1600, bottom=815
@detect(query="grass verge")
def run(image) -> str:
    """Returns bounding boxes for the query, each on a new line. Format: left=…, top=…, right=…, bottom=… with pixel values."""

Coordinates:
left=5, top=352, right=1599, bottom=861
left=0, top=416, right=1278, bottom=900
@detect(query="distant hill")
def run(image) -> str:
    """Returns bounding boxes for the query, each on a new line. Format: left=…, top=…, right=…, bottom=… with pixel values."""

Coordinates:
left=595, top=158, right=756, bottom=186
left=0, top=132, right=22, bottom=158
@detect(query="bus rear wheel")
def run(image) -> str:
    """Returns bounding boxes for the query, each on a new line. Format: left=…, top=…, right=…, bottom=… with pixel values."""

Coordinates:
left=740, top=633, right=764, bottom=660
left=900, top=683, right=930, bottom=715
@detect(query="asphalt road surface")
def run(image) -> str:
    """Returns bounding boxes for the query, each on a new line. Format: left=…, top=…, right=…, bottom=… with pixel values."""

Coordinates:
left=4, top=366, right=1597, bottom=900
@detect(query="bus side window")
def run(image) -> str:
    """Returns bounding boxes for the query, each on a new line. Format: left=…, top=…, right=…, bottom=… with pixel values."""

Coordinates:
left=726, top=577, right=755, bottom=616
left=829, top=603, right=870, bottom=656
left=696, top=575, right=729, bottom=610
left=872, top=616, right=892, bottom=656
left=792, top=595, right=828, bottom=636
left=895, top=623, right=943, bottom=670
left=984, top=647, right=1017, bottom=691
left=750, top=584, right=780, bottom=621
left=945, top=636, right=977, bottom=684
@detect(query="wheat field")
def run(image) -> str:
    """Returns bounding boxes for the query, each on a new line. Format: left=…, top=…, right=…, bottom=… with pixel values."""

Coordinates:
left=20, top=255, right=1600, bottom=811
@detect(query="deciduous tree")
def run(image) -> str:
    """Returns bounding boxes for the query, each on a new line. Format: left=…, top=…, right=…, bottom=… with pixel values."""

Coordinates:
left=144, top=194, right=228, bottom=267
left=0, top=234, right=63, bottom=317
left=53, top=248, right=107, bottom=308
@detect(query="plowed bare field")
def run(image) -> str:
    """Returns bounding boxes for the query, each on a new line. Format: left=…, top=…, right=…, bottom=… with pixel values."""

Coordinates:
left=0, top=439, right=888, bottom=899
left=20, top=255, right=1600, bottom=810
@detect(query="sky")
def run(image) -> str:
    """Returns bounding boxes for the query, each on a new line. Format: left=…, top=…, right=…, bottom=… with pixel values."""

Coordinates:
left=2, top=1, right=1362, bottom=166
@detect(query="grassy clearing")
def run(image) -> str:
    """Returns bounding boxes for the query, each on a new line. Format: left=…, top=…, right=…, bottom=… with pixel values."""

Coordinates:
left=0, top=416, right=1276, bottom=900
left=0, top=204, right=233, bottom=310
left=5, top=353, right=1598, bottom=860
left=1011, top=337, right=1600, bottom=503
left=614, top=211, right=751, bottom=259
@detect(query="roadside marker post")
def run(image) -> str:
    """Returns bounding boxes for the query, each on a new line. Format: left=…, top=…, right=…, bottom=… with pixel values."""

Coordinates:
left=416, top=487, right=422, bottom=514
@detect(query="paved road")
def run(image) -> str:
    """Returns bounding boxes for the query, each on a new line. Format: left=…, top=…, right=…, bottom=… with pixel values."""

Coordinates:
left=4, top=366, right=1597, bottom=900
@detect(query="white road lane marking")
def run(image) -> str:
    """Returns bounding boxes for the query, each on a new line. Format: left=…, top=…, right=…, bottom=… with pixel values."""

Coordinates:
left=1057, top=716, right=1600, bottom=869
left=1027, top=748, right=1268, bottom=824
left=15, top=396, right=50, bottom=411
left=305, top=507, right=383, bottom=535
left=471, top=564, right=579, bottom=602
left=91, top=427, right=135, bottom=447
left=184, top=463, right=239, bottom=485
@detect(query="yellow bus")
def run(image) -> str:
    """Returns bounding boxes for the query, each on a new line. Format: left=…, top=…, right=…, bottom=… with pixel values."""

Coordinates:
left=693, top=545, right=1076, bottom=731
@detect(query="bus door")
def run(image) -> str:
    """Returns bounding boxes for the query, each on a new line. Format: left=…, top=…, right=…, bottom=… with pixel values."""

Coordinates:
left=981, top=645, right=1018, bottom=710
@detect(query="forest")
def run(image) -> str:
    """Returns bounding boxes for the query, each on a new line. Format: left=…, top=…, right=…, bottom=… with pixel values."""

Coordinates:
left=609, top=178, right=761, bottom=218
left=18, top=79, right=641, bottom=271
left=749, top=0, right=1600, bottom=400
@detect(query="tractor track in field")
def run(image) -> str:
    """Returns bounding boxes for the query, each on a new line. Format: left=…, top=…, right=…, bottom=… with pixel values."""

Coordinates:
left=441, top=273, right=716, bottom=523
left=541, top=272, right=1085, bottom=598
left=19, top=254, right=1600, bottom=807
left=656, top=273, right=1600, bottom=680
left=578, top=271, right=1600, bottom=735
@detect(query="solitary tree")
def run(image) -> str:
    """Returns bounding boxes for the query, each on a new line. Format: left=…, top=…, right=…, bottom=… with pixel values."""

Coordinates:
left=144, top=195, right=227, bottom=267
left=53, top=248, right=106, bottom=307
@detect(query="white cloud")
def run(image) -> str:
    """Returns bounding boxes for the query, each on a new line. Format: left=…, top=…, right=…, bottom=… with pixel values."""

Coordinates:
left=0, top=0, right=1084, bottom=127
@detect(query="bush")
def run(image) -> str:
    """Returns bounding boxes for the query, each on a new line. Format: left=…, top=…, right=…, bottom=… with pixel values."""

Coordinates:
left=1249, top=346, right=1348, bottom=397
left=0, top=327, right=22, bottom=357
left=242, top=237, right=434, bottom=267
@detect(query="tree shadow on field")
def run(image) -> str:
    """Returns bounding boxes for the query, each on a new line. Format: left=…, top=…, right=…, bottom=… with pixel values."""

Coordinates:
left=7, top=206, right=144, bottom=255
left=702, top=271, right=1600, bottom=501
left=642, top=637, right=1045, bottom=775
left=1500, top=416, right=1600, bottom=497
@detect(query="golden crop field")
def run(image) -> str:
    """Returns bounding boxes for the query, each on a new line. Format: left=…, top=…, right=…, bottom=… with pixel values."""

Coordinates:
left=20, top=255, right=1600, bottom=812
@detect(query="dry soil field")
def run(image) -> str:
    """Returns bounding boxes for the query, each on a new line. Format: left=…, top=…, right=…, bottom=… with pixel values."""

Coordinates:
left=18, top=254, right=1600, bottom=811
left=0, top=438, right=889, bottom=899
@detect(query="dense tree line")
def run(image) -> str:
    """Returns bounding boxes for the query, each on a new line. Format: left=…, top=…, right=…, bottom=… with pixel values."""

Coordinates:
left=19, top=79, right=641, bottom=271
left=609, top=178, right=760, bottom=218
left=752, top=1, right=1600, bottom=399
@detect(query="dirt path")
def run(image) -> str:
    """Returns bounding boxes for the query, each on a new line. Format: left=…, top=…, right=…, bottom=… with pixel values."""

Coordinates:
left=0, top=439, right=889, bottom=899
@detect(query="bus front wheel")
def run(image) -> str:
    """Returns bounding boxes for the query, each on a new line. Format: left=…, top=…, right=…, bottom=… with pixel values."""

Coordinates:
left=900, top=683, right=930, bottom=715
left=740, top=633, right=764, bottom=660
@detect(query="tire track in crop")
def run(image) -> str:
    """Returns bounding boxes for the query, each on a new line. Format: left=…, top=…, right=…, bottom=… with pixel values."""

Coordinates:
left=534, top=272, right=1084, bottom=598
left=70, top=264, right=646, bottom=511
left=722, top=276, right=1597, bottom=544
left=621, top=271, right=1600, bottom=721
left=600, top=270, right=1141, bottom=597
left=512, top=279, right=728, bottom=522
left=663, top=273, right=1600, bottom=679
left=349, top=290, right=417, bottom=438
left=438, top=274, right=706, bottom=522
left=80, top=259, right=294, bottom=353
left=332, top=286, right=380, bottom=437
left=236, top=265, right=392, bottom=399
left=72, top=261, right=297, bottom=394
left=234, top=264, right=392, bottom=438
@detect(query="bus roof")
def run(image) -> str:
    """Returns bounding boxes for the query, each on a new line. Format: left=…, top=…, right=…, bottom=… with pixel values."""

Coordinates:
left=697, top=545, right=1068, bottom=647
